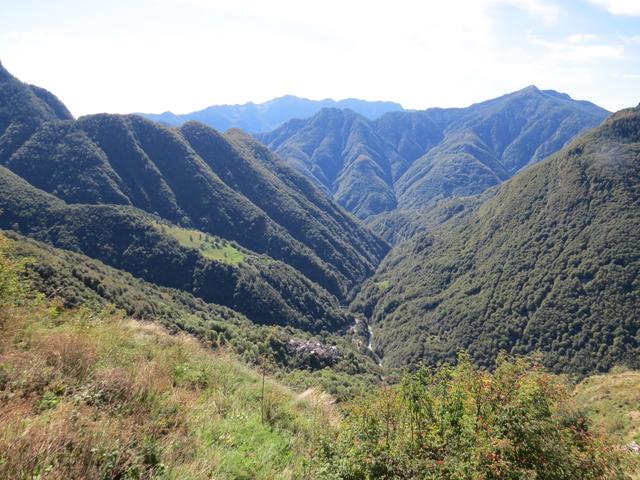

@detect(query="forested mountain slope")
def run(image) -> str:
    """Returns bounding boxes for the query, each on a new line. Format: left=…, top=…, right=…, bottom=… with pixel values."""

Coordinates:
left=0, top=165, right=352, bottom=332
left=353, top=106, right=640, bottom=374
left=0, top=61, right=387, bottom=300
left=0, top=59, right=73, bottom=165
left=259, top=87, right=609, bottom=220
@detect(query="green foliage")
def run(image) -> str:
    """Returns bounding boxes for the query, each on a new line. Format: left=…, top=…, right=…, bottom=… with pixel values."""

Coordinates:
left=321, top=354, right=631, bottom=479
left=365, top=194, right=484, bottom=245
left=373, top=280, right=390, bottom=291
left=355, top=107, right=640, bottom=374
left=0, top=234, right=28, bottom=306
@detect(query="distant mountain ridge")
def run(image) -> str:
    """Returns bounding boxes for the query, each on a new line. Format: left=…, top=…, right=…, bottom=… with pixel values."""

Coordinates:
left=138, top=95, right=404, bottom=133
left=258, top=87, right=610, bottom=220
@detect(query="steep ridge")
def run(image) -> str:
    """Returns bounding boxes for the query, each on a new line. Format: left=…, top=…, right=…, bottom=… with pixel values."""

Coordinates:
left=181, top=123, right=388, bottom=287
left=139, top=94, right=403, bottom=132
left=352, top=107, right=640, bottom=374
left=258, top=87, right=609, bottom=221
left=258, top=108, right=402, bottom=218
left=395, top=86, right=610, bottom=210
left=0, top=62, right=388, bottom=298
left=0, top=60, right=73, bottom=165
left=0, top=165, right=350, bottom=332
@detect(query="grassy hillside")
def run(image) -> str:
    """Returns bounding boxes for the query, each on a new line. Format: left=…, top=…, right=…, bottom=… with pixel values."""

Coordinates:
left=0, top=238, right=335, bottom=479
left=575, top=369, right=640, bottom=445
left=4, top=231, right=381, bottom=399
left=155, top=222, right=246, bottom=265
left=353, top=106, right=640, bottom=373
left=1, top=233, right=637, bottom=479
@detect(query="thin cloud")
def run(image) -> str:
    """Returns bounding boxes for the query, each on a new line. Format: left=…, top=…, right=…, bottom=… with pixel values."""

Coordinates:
left=1, top=0, right=637, bottom=114
left=567, top=33, right=600, bottom=43
left=502, top=0, right=561, bottom=23
left=527, top=32, right=625, bottom=62
left=588, top=0, right=640, bottom=16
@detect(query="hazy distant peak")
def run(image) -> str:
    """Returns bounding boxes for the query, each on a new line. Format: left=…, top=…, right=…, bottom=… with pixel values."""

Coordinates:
left=138, top=95, right=403, bottom=133
left=314, top=107, right=365, bottom=119
left=520, top=84, right=541, bottom=93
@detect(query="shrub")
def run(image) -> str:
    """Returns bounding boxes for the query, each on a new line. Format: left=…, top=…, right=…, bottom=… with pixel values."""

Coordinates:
left=321, top=353, right=631, bottom=479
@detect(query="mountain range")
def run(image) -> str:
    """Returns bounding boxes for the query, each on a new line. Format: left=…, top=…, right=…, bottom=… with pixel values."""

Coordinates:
left=258, top=87, right=609, bottom=221
left=138, top=95, right=403, bottom=133
left=353, top=106, right=640, bottom=373
left=0, top=60, right=387, bottom=338
left=2, top=56, right=640, bottom=478
left=1, top=58, right=638, bottom=383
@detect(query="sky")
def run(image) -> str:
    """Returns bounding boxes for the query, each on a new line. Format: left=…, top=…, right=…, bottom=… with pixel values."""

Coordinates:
left=1, top=0, right=639, bottom=117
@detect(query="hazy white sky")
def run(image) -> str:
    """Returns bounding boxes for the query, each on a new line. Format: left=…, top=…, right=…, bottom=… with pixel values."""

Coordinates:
left=1, top=0, right=639, bottom=116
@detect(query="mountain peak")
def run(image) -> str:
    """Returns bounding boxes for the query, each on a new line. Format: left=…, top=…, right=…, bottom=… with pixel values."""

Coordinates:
left=521, top=84, right=541, bottom=93
left=262, top=86, right=610, bottom=219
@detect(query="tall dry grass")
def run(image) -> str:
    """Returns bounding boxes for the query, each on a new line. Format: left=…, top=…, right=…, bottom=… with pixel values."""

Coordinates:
left=0, top=282, right=336, bottom=480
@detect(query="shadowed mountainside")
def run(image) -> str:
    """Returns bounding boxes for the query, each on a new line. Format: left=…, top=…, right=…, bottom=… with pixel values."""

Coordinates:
left=0, top=61, right=388, bottom=301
